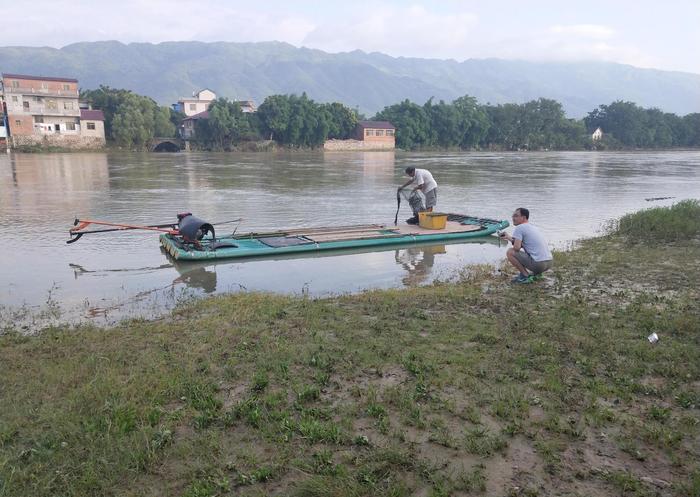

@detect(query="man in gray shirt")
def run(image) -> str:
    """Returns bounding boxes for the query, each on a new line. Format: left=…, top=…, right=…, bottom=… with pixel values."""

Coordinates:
left=499, top=207, right=553, bottom=283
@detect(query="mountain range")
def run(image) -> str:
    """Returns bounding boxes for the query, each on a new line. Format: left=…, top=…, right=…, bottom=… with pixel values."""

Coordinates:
left=1, top=41, right=698, bottom=118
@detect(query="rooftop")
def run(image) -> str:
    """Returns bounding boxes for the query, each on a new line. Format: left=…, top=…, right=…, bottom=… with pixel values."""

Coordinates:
left=2, top=73, right=78, bottom=83
left=182, top=110, right=210, bottom=121
left=80, top=109, right=105, bottom=121
left=357, top=120, right=395, bottom=130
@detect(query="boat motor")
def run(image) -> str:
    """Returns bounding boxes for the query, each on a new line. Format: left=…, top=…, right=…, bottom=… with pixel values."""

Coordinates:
left=177, top=212, right=215, bottom=243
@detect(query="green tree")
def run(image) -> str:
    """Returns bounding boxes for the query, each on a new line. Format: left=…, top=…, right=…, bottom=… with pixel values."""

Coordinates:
left=256, top=93, right=334, bottom=147
left=683, top=113, right=700, bottom=146
left=585, top=101, right=649, bottom=147
left=374, top=99, right=431, bottom=149
left=452, top=95, right=490, bottom=149
left=482, top=103, right=521, bottom=150
left=257, top=95, right=291, bottom=141
left=194, top=98, right=247, bottom=150
left=320, top=102, right=357, bottom=139
left=111, top=95, right=155, bottom=149
left=423, top=99, right=458, bottom=148
left=81, top=85, right=176, bottom=149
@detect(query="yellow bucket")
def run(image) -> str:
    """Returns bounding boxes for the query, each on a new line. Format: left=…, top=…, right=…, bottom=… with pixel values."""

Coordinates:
left=418, top=212, right=448, bottom=229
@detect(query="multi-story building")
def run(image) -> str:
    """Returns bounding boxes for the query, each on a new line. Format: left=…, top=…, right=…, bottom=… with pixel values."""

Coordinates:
left=173, top=88, right=217, bottom=117
left=0, top=98, right=7, bottom=147
left=172, top=89, right=258, bottom=140
left=0, top=73, right=105, bottom=149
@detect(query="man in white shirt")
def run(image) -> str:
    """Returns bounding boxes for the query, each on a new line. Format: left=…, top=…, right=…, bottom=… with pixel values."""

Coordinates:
left=399, top=167, right=438, bottom=224
left=499, top=207, right=553, bottom=284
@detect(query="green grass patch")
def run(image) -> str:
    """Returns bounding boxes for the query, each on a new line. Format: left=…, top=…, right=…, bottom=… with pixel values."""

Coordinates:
left=614, top=199, right=700, bottom=243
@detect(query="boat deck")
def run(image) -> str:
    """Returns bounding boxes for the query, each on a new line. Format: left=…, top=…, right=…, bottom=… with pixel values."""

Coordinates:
left=160, top=214, right=508, bottom=261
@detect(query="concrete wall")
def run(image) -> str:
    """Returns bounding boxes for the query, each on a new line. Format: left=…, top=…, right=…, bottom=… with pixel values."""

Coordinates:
left=12, top=134, right=105, bottom=150
left=80, top=119, right=105, bottom=140
left=324, top=139, right=395, bottom=151
left=180, top=100, right=210, bottom=116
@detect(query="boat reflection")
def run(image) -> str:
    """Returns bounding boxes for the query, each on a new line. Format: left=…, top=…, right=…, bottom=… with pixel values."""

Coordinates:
left=172, top=265, right=217, bottom=293
left=394, top=245, right=446, bottom=286
left=167, top=236, right=504, bottom=294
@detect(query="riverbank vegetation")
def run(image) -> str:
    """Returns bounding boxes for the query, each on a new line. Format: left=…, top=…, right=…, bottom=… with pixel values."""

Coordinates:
left=2, top=202, right=699, bottom=496
left=80, top=85, right=700, bottom=151
left=81, top=86, right=179, bottom=149
left=377, top=98, right=700, bottom=151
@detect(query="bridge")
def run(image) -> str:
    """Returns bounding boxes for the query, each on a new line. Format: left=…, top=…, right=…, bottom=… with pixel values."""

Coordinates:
left=150, top=137, right=185, bottom=152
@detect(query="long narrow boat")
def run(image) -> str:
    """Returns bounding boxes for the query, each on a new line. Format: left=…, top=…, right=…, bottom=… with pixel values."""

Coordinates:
left=160, top=214, right=509, bottom=261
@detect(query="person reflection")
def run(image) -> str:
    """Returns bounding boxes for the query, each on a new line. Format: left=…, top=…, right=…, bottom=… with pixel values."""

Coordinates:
left=173, top=266, right=217, bottom=293
left=394, top=244, right=445, bottom=286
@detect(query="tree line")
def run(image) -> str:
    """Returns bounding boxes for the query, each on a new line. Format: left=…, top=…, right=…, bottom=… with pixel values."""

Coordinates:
left=82, top=86, right=700, bottom=151
left=81, top=86, right=178, bottom=149
left=376, top=97, right=700, bottom=150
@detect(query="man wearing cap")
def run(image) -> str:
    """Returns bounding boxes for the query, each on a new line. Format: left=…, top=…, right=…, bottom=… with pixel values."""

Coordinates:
left=399, top=167, right=438, bottom=223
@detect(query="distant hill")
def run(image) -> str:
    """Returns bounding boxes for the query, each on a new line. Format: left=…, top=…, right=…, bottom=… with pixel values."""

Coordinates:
left=1, top=41, right=699, bottom=117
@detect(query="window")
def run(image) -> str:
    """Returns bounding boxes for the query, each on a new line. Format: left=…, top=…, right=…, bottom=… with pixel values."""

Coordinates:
left=34, top=116, right=44, bottom=123
left=15, top=120, right=21, bottom=126
left=64, top=101, right=73, bottom=110
left=63, top=84, right=70, bottom=90
left=11, top=80, right=19, bottom=88
left=23, top=101, right=29, bottom=110
left=86, top=122, right=96, bottom=130
left=11, top=96, right=18, bottom=102
left=376, top=129, right=384, bottom=136
left=189, top=103, right=197, bottom=111
left=386, top=129, right=395, bottom=136
left=47, top=100, right=57, bottom=110
left=365, top=129, right=374, bottom=136
left=66, top=122, right=76, bottom=131
left=42, top=82, right=48, bottom=89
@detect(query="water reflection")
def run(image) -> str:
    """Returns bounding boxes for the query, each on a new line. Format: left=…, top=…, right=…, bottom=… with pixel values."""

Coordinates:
left=172, top=265, right=218, bottom=293
left=1, top=150, right=699, bottom=327
left=395, top=245, right=445, bottom=286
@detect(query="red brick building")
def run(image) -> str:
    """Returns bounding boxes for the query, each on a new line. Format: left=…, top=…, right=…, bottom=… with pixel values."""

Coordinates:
left=1, top=73, right=105, bottom=148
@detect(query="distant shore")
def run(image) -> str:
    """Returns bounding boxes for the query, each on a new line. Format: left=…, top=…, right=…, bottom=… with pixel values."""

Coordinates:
left=7, top=143, right=700, bottom=154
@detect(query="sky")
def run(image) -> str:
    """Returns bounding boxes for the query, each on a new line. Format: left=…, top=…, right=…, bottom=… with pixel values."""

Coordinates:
left=2, top=0, right=698, bottom=74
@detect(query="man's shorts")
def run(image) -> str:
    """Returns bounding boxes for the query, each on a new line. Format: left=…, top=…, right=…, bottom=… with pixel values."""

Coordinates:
left=424, top=188, right=437, bottom=209
left=514, top=251, right=553, bottom=275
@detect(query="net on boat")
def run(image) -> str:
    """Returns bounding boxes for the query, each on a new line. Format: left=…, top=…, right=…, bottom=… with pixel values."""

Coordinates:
left=400, top=189, right=426, bottom=215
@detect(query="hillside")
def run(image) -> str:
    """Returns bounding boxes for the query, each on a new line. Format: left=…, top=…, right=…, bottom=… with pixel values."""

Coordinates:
left=1, top=41, right=699, bottom=117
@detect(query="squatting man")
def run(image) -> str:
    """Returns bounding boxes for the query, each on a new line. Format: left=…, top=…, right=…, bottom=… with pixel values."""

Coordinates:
left=499, top=207, right=553, bottom=284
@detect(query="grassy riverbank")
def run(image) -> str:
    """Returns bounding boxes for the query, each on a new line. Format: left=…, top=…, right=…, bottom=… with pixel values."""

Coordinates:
left=2, top=202, right=699, bottom=497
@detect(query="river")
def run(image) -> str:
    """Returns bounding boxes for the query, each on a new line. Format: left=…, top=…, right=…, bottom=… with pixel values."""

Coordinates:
left=1, top=150, right=698, bottom=329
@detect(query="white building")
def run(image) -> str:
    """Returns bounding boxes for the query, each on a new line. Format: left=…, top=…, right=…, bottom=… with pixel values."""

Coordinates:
left=173, top=88, right=216, bottom=117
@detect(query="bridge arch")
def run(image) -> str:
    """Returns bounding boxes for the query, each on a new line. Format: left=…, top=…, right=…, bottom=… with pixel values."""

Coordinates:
left=150, top=138, right=183, bottom=152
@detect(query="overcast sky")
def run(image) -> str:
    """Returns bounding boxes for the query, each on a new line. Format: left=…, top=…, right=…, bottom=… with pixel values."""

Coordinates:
left=3, top=0, right=698, bottom=74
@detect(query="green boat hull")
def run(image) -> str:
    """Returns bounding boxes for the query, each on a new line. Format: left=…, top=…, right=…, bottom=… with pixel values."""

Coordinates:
left=160, top=215, right=509, bottom=261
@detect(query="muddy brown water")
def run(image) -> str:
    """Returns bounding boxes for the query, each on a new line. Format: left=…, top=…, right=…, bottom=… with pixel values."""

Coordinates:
left=1, top=150, right=698, bottom=328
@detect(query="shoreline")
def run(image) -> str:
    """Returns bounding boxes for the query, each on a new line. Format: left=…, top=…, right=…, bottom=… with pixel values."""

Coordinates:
left=1, top=202, right=699, bottom=496
left=5, top=144, right=700, bottom=154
